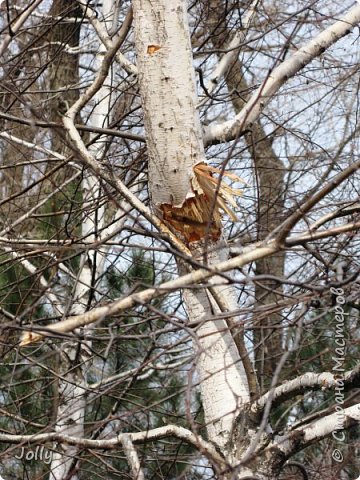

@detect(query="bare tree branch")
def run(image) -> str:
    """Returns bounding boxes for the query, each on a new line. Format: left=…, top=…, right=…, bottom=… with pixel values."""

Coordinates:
left=120, top=434, right=145, bottom=480
left=0, top=0, right=44, bottom=57
left=275, top=403, right=360, bottom=457
left=204, top=4, right=360, bottom=144
left=0, top=425, right=226, bottom=470
left=252, top=365, right=360, bottom=417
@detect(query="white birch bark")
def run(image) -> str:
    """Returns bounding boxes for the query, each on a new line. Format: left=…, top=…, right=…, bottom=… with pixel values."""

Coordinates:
left=183, top=249, right=249, bottom=451
left=133, top=0, right=205, bottom=208
left=271, top=402, right=360, bottom=458
left=132, top=0, right=249, bottom=453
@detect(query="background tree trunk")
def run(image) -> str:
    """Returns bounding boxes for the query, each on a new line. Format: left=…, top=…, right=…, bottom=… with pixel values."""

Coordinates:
left=49, top=1, right=109, bottom=478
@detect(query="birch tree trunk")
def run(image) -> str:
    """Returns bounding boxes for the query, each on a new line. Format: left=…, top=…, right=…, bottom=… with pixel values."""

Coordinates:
left=132, top=0, right=250, bottom=455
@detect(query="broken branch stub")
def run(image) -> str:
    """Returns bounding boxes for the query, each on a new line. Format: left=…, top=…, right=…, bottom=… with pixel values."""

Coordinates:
left=161, top=162, right=244, bottom=243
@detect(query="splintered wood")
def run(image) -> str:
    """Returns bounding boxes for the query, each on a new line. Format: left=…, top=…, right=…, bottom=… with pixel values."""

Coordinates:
left=161, top=162, right=245, bottom=243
